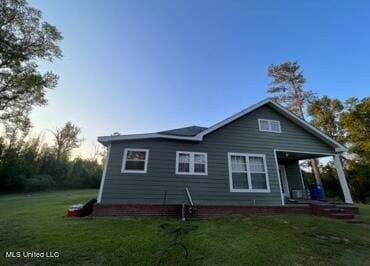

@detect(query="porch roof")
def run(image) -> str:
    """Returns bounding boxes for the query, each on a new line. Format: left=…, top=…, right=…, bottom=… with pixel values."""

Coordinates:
left=276, top=150, right=334, bottom=161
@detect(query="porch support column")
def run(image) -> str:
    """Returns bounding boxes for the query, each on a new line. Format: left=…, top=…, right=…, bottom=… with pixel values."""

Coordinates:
left=333, top=154, right=353, bottom=204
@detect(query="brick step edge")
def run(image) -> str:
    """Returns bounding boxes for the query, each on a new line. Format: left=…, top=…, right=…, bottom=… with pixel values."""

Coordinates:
left=311, top=204, right=360, bottom=216
left=342, top=218, right=363, bottom=224
left=328, top=213, right=355, bottom=219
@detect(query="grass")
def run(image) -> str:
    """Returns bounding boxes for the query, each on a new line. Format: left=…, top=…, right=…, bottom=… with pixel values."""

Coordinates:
left=357, top=204, right=370, bottom=224
left=0, top=190, right=369, bottom=265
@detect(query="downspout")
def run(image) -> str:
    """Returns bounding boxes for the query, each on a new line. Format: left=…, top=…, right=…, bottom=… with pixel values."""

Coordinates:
left=182, top=188, right=194, bottom=221
left=181, top=201, right=186, bottom=221
left=97, top=144, right=111, bottom=203
left=185, top=187, right=194, bottom=206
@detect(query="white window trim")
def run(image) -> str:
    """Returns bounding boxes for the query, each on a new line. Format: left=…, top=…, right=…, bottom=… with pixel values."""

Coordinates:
left=175, top=151, right=208, bottom=176
left=121, top=148, right=149, bottom=173
left=227, top=152, right=271, bottom=193
left=258, top=119, right=282, bottom=133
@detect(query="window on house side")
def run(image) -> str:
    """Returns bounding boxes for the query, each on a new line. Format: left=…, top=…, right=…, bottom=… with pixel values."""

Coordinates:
left=228, top=153, right=269, bottom=192
left=249, top=156, right=268, bottom=189
left=122, top=148, right=149, bottom=173
left=178, top=153, right=190, bottom=172
left=176, top=151, right=207, bottom=175
left=230, top=155, right=249, bottom=189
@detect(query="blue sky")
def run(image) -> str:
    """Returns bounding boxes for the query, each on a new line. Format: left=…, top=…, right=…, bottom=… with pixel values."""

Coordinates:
left=29, top=0, right=370, bottom=157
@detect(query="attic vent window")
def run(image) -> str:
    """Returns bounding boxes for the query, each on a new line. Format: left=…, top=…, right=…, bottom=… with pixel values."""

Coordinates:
left=258, top=119, right=281, bottom=133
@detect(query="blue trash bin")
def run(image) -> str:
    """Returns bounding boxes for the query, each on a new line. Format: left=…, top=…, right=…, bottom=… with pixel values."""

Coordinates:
left=309, top=185, right=323, bottom=200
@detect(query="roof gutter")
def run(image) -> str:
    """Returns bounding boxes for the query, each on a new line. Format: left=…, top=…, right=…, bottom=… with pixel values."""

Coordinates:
left=97, top=133, right=202, bottom=145
left=335, top=147, right=348, bottom=153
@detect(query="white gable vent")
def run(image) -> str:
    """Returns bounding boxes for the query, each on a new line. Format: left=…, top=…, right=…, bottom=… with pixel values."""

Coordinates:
left=258, top=119, right=281, bottom=133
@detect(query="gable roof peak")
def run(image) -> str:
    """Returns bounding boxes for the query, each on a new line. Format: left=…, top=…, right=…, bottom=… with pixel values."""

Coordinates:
left=197, top=98, right=346, bottom=151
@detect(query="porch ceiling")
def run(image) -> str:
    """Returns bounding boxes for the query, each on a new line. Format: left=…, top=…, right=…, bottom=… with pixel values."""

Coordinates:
left=276, top=151, right=333, bottom=161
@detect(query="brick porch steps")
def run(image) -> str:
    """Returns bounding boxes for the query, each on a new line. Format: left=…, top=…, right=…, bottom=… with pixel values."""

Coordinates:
left=311, top=202, right=362, bottom=224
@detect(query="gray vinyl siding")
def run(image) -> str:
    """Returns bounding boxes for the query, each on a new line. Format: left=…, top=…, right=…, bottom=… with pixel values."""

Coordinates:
left=101, top=104, right=335, bottom=206
left=284, top=160, right=305, bottom=191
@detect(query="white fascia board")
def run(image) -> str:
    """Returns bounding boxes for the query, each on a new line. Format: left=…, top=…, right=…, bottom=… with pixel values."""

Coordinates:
left=335, top=147, right=347, bottom=153
left=97, top=133, right=201, bottom=144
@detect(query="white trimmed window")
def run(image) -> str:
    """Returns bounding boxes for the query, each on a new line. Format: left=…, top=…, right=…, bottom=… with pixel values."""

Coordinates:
left=258, top=119, right=281, bottom=133
left=176, top=151, right=207, bottom=175
left=228, top=153, right=270, bottom=192
left=121, top=148, right=149, bottom=173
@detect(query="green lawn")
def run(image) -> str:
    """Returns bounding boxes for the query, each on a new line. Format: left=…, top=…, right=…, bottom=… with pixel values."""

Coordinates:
left=1, top=190, right=370, bottom=265
left=357, top=204, right=370, bottom=224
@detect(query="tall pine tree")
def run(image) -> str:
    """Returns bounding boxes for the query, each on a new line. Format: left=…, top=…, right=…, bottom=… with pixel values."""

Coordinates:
left=266, top=61, right=322, bottom=188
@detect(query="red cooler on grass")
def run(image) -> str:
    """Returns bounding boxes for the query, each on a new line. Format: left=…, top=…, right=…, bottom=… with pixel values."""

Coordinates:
left=67, top=204, right=83, bottom=217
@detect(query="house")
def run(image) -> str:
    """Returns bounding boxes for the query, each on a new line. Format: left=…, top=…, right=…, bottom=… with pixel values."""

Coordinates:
left=94, top=98, right=354, bottom=217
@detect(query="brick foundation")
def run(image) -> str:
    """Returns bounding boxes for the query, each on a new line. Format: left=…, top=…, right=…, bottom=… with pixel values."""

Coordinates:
left=193, top=205, right=310, bottom=218
left=93, top=203, right=311, bottom=218
left=93, top=204, right=182, bottom=217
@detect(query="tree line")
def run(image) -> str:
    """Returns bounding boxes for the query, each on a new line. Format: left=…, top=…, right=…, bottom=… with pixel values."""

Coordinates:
left=0, top=122, right=103, bottom=192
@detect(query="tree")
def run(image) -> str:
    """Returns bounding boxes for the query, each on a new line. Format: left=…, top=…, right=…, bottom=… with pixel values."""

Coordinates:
left=267, top=61, right=316, bottom=118
left=0, top=0, right=63, bottom=132
left=50, top=122, right=84, bottom=161
left=307, top=96, right=345, bottom=199
left=307, top=96, right=370, bottom=202
left=266, top=61, right=322, bottom=187
left=340, top=97, right=370, bottom=163
left=341, top=97, right=370, bottom=203
left=307, top=96, right=345, bottom=143
left=89, top=143, right=105, bottom=164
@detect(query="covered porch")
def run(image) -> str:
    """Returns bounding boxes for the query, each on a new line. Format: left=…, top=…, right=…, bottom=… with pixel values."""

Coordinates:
left=274, top=149, right=353, bottom=205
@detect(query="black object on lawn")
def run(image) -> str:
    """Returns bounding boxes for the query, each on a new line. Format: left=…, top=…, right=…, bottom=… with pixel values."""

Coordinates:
left=77, top=198, right=97, bottom=217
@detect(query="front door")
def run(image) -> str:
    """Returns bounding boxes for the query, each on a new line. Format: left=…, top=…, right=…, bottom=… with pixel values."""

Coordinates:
left=279, top=165, right=290, bottom=198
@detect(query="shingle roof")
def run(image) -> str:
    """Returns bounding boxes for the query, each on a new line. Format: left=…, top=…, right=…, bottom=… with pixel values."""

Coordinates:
left=157, top=126, right=207, bottom=137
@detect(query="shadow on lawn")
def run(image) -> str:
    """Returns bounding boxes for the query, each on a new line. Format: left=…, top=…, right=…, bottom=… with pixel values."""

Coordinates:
left=156, top=223, right=198, bottom=265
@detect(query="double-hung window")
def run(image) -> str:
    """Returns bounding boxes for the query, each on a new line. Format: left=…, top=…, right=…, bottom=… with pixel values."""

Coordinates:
left=228, top=153, right=270, bottom=192
left=258, top=119, right=281, bottom=133
left=176, top=151, right=207, bottom=175
left=121, top=148, right=149, bottom=173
